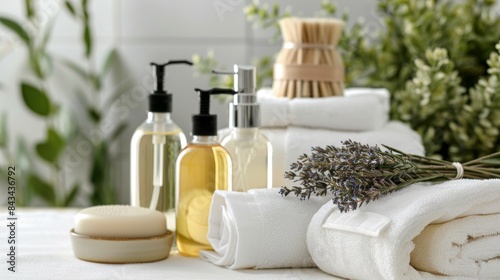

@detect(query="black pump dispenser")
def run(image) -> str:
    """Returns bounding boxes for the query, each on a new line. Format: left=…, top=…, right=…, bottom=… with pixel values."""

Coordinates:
left=192, top=88, right=237, bottom=136
left=149, top=60, right=193, bottom=113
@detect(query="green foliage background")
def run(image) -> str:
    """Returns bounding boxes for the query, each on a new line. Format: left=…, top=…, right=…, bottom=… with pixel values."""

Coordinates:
left=0, top=0, right=129, bottom=206
left=196, top=0, right=500, bottom=162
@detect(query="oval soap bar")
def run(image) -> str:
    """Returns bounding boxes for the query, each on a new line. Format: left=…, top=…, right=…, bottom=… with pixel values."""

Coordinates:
left=75, top=205, right=166, bottom=238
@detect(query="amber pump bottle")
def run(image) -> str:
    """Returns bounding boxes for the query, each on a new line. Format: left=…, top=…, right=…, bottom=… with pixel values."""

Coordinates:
left=130, top=60, right=192, bottom=233
left=175, top=88, right=235, bottom=257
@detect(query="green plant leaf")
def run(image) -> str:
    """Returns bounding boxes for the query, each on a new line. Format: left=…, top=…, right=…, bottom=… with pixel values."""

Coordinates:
left=74, top=89, right=90, bottom=108
left=64, top=183, right=80, bottom=206
left=24, top=0, right=34, bottom=19
left=87, top=107, right=100, bottom=123
left=89, top=142, right=116, bottom=205
left=83, top=21, right=92, bottom=58
left=91, top=73, right=101, bottom=90
left=101, top=49, right=117, bottom=78
left=0, top=112, right=7, bottom=148
left=110, top=122, right=127, bottom=142
left=90, top=142, right=107, bottom=204
left=35, top=128, right=65, bottom=163
left=0, top=16, right=30, bottom=45
left=40, top=52, right=54, bottom=78
left=29, top=50, right=45, bottom=79
left=64, top=1, right=77, bottom=17
left=54, top=107, right=77, bottom=141
left=21, top=83, right=51, bottom=116
left=41, top=17, right=56, bottom=52
left=28, top=174, right=57, bottom=206
left=0, top=165, right=5, bottom=180
left=62, top=59, right=89, bottom=81
left=16, top=136, right=31, bottom=171
left=82, top=0, right=89, bottom=19
left=15, top=137, right=32, bottom=205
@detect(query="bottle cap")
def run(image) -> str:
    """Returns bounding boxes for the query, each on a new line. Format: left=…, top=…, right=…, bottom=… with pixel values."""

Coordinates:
left=149, top=60, right=193, bottom=113
left=232, top=65, right=259, bottom=128
left=192, top=88, right=237, bottom=136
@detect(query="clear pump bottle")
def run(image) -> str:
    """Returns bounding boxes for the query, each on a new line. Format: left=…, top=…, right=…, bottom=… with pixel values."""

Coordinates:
left=176, top=88, right=235, bottom=257
left=130, top=61, right=191, bottom=232
left=220, top=65, right=273, bottom=191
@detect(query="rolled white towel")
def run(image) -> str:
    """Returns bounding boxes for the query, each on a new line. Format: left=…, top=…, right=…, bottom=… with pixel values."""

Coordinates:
left=257, top=87, right=390, bottom=131
left=199, top=189, right=331, bottom=269
left=307, top=179, right=500, bottom=280
left=411, top=213, right=500, bottom=279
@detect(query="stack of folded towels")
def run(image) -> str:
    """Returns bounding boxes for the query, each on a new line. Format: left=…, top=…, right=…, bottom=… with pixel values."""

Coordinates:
left=256, top=87, right=424, bottom=186
left=204, top=88, right=500, bottom=279
left=203, top=88, right=422, bottom=268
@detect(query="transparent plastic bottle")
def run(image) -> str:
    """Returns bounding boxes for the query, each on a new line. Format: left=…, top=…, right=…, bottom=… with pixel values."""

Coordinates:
left=175, top=135, right=231, bottom=257
left=130, top=61, right=191, bottom=233
left=175, top=87, right=234, bottom=257
left=130, top=112, right=186, bottom=231
left=221, top=127, right=271, bottom=191
left=220, top=65, right=273, bottom=191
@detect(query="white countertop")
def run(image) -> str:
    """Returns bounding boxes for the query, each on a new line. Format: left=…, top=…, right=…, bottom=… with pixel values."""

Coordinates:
left=0, top=208, right=341, bottom=280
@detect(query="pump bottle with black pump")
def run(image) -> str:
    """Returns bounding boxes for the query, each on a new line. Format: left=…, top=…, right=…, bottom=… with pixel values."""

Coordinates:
left=130, top=60, right=192, bottom=233
left=175, top=87, right=236, bottom=257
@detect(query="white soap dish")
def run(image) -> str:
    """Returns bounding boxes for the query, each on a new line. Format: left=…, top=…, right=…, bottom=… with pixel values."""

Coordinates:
left=70, top=229, right=173, bottom=263
left=70, top=205, right=173, bottom=263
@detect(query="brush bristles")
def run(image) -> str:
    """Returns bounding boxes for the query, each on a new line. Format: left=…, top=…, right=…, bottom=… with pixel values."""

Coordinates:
left=274, top=17, right=345, bottom=98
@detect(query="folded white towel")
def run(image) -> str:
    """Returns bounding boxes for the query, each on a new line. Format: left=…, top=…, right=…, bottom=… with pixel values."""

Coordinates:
left=411, top=213, right=500, bottom=279
left=199, top=189, right=332, bottom=269
left=285, top=122, right=424, bottom=185
left=260, top=122, right=424, bottom=188
left=258, top=87, right=390, bottom=131
left=307, top=179, right=500, bottom=280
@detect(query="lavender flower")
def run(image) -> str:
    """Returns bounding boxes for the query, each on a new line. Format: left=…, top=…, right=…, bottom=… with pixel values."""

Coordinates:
left=280, top=140, right=500, bottom=212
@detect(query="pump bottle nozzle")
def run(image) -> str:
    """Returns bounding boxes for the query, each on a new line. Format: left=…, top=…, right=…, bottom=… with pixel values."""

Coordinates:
left=211, top=65, right=256, bottom=94
left=151, top=60, right=193, bottom=93
left=191, top=88, right=237, bottom=136
left=195, top=87, right=238, bottom=115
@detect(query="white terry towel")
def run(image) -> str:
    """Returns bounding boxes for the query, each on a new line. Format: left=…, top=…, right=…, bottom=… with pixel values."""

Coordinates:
left=260, top=122, right=424, bottom=188
left=258, top=87, right=390, bottom=131
left=307, top=179, right=500, bottom=280
left=284, top=121, right=424, bottom=186
left=199, top=189, right=332, bottom=269
left=411, top=213, right=500, bottom=279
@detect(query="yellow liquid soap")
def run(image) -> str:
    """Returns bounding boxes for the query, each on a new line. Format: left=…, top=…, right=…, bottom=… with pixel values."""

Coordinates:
left=175, top=136, right=231, bottom=257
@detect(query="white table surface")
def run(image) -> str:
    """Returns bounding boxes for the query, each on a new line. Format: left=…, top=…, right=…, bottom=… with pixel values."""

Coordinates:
left=0, top=208, right=341, bottom=280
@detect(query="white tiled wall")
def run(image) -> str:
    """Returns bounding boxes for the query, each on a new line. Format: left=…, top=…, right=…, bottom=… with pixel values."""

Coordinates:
left=0, top=0, right=378, bottom=205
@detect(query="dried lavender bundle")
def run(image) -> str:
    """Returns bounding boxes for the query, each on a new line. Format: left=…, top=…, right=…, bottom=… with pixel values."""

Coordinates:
left=280, top=140, right=500, bottom=212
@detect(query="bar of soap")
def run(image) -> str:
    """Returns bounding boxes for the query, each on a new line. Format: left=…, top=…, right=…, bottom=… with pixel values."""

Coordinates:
left=75, top=205, right=166, bottom=238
